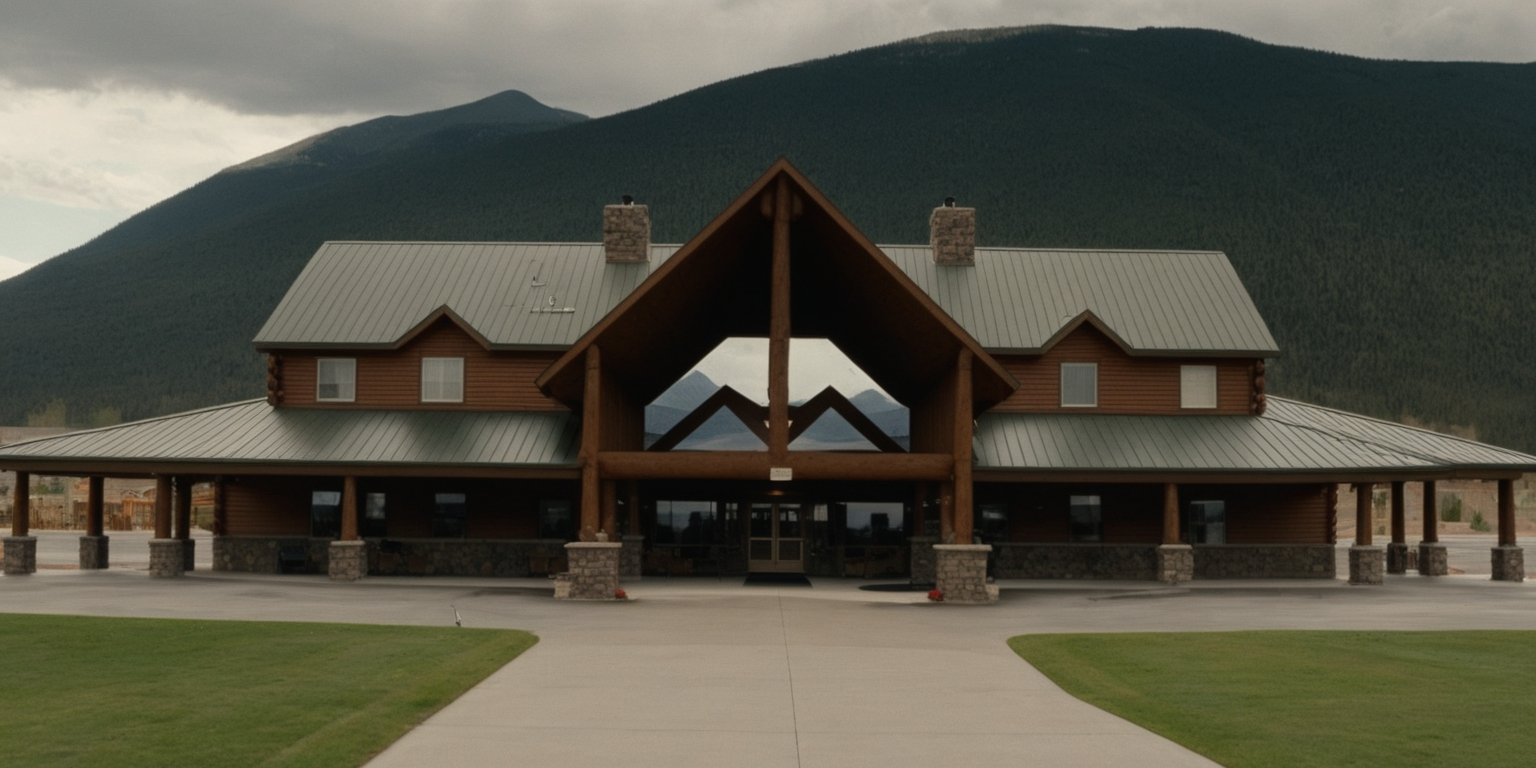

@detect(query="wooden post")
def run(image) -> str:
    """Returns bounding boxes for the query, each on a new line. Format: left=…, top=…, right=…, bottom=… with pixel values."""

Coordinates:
left=625, top=481, right=640, bottom=536
left=600, top=480, right=618, bottom=539
left=1162, top=483, right=1180, bottom=545
left=154, top=476, right=172, bottom=539
left=1390, top=481, right=1405, bottom=544
left=340, top=476, right=359, bottom=541
left=1498, top=478, right=1516, bottom=547
left=1354, top=483, right=1372, bottom=546
left=579, top=346, right=603, bottom=540
left=952, top=349, right=974, bottom=544
left=939, top=481, right=955, bottom=543
left=11, top=471, right=28, bottom=537
left=173, top=476, right=192, bottom=541
left=212, top=477, right=227, bottom=537
left=1421, top=481, right=1438, bottom=543
left=86, top=477, right=105, bottom=537
left=767, top=175, right=792, bottom=462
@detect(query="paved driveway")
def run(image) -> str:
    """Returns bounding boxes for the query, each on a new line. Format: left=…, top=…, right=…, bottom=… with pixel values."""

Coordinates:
left=2, top=569, right=1532, bottom=767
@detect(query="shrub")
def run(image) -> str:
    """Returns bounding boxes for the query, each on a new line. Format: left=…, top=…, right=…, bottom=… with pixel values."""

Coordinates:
left=1469, top=510, right=1492, bottom=533
left=1441, top=494, right=1463, bottom=523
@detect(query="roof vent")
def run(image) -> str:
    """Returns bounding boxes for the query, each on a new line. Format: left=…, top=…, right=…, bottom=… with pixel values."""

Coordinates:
left=603, top=196, right=650, bottom=263
left=930, top=197, right=975, bottom=266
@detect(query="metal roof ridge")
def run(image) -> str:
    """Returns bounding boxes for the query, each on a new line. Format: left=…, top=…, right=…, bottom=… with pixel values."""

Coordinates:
left=876, top=244, right=1228, bottom=255
left=0, top=399, right=269, bottom=451
left=1267, top=396, right=1536, bottom=462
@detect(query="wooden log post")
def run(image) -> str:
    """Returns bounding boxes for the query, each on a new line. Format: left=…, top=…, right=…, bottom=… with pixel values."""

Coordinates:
left=767, top=175, right=792, bottom=463
left=1421, top=481, right=1438, bottom=543
left=579, top=346, right=603, bottom=541
left=1157, top=482, right=1193, bottom=583
left=1348, top=482, right=1382, bottom=585
left=86, top=477, right=105, bottom=538
left=1354, top=483, right=1373, bottom=546
left=340, top=476, right=359, bottom=541
left=1418, top=480, right=1447, bottom=576
left=149, top=475, right=182, bottom=577
left=952, top=349, right=974, bottom=544
left=12, top=471, right=29, bottom=537
left=154, top=476, right=172, bottom=539
left=1387, top=481, right=1408, bottom=574
left=173, top=476, right=192, bottom=541
left=3, top=471, right=36, bottom=575
left=1490, top=477, right=1523, bottom=582
left=328, top=475, right=366, bottom=581
left=1162, top=482, right=1180, bottom=545
left=1498, top=478, right=1517, bottom=547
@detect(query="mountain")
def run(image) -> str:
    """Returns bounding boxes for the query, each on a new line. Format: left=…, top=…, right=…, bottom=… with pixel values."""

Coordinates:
left=644, top=373, right=910, bottom=450
left=2, top=27, right=1534, bottom=452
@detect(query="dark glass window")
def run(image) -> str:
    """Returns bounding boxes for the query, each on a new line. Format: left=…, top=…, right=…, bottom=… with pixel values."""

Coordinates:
left=311, top=491, right=341, bottom=538
left=539, top=499, right=574, bottom=540
left=1069, top=494, right=1102, bottom=542
left=655, top=501, right=717, bottom=545
left=1187, top=500, right=1227, bottom=544
left=978, top=503, right=1010, bottom=543
left=432, top=492, right=467, bottom=538
left=844, top=502, right=904, bottom=545
left=361, top=492, right=387, bottom=538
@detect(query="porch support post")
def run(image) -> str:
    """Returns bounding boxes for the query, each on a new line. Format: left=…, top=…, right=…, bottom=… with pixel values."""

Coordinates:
left=149, top=475, right=183, bottom=577
left=1492, top=478, right=1524, bottom=582
left=1348, top=482, right=1383, bottom=585
left=174, top=476, right=195, bottom=572
left=562, top=345, right=620, bottom=598
left=939, top=482, right=955, bottom=544
left=3, top=471, right=36, bottom=575
left=1418, top=480, right=1446, bottom=576
left=1156, top=482, right=1192, bottom=584
left=79, top=476, right=109, bottom=570
left=767, top=175, right=792, bottom=461
left=952, top=349, right=974, bottom=545
left=1386, top=481, right=1408, bottom=574
left=329, top=475, right=365, bottom=581
left=579, top=346, right=603, bottom=541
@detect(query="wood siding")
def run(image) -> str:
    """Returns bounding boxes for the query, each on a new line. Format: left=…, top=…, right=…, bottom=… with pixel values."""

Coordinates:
left=991, top=325, right=1256, bottom=414
left=278, top=319, right=567, bottom=411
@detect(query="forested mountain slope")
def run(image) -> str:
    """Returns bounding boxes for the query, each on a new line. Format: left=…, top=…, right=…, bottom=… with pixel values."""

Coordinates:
left=2, top=26, right=1533, bottom=451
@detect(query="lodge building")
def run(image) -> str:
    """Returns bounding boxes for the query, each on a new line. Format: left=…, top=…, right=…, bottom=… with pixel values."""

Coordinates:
left=2, top=161, right=1531, bottom=601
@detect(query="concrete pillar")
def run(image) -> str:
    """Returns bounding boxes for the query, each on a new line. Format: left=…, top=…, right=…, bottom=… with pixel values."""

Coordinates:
left=1492, top=478, right=1523, bottom=582
left=554, top=542, right=623, bottom=600
left=1349, top=482, right=1383, bottom=585
left=4, top=471, right=36, bottom=575
left=1386, top=481, right=1408, bottom=574
left=933, top=544, right=997, bottom=604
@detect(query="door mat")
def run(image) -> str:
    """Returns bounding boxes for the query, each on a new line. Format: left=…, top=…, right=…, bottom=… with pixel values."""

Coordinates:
left=743, top=573, right=812, bottom=587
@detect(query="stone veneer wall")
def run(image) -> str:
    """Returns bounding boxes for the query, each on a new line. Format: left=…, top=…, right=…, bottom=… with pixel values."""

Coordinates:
left=213, top=536, right=332, bottom=574
left=909, top=536, right=937, bottom=585
left=79, top=535, right=109, bottom=570
left=993, top=544, right=1158, bottom=580
left=619, top=536, right=644, bottom=578
left=2, top=536, right=37, bottom=575
left=1491, top=546, right=1525, bottom=582
left=555, top=542, right=621, bottom=600
left=1194, top=545, right=1336, bottom=579
left=212, top=536, right=570, bottom=577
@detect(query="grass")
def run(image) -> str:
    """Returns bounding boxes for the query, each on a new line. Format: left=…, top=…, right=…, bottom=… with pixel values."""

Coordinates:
left=1010, top=631, right=1536, bottom=768
left=0, top=614, right=536, bottom=767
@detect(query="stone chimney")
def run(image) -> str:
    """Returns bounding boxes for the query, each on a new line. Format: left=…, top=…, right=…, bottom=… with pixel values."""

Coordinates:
left=603, top=195, right=650, bottom=263
left=930, top=197, right=975, bottom=266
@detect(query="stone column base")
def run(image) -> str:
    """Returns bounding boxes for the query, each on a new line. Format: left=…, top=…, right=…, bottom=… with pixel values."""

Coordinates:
left=619, top=535, right=644, bottom=579
left=1417, top=542, right=1448, bottom=576
left=1348, top=545, right=1384, bottom=585
left=328, top=540, right=367, bottom=581
left=909, top=536, right=938, bottom=586
left=149, top=539, right=185, bottom=578
left=934, top=544, right=998, bottom=604
left=3, top=536, right=38, bottom=575
left=555, top=542, right=622, bottom=600
left=1491, top=546, right=1525, bottom=582
left=1155, top=544, right=1194, bottom=584
left=180, top=538, right=197, bottom=572
left=1386, top=542, right=1409, bottom=575
left=79, top=535, right=110, bottom=570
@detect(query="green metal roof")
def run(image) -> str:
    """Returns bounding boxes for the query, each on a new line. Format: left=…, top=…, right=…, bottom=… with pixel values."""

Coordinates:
left=0, top=400, right=579, bottom=471
left=254, top=242, right=1277, bottom=356
left=975, top=397, right=1536, bottom=474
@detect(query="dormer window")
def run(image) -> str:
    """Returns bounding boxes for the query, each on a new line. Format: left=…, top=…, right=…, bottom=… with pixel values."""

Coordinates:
left=1060, top=363, right=1098, bottom=407
left=316, top=359, right=356, bottom=402
left=421, top=357, right=464, bottom=403
left=1180, top=365, right=1218, bottom=409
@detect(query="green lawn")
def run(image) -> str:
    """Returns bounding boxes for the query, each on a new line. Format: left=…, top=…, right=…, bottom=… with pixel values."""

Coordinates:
left=1011, top=631, right=1536, bottom=768
left=0, top=614, right=536, bottom=767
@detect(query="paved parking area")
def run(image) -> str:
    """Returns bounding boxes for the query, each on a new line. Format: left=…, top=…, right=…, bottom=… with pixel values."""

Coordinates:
left=3, top=566, right=1531, bottom=767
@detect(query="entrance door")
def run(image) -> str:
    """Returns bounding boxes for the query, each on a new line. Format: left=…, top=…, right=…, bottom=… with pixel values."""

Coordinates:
left=748, top=502, right=804, bottom=573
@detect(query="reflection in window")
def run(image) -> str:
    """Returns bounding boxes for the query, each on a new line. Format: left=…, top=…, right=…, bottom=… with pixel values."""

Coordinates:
left=311, top=490, right=341, bottom=538
left=539, top=499, right=573, bottom=540
left=978, top=503, right=1010, bottom=543
left=317, top=359, right=356, bottom=402
left=1061, top=363, right=1098, bottom=407
left=361, top=492, right=387, bottom=538
left=655, top=501, right=718, bottom=545
left=1069, top=494, right=1102, bottom=542
left=1188, top=500, right=1226, bottom=544
left=433, top=492, right=467, bottom=538
left=844, top=502, right=904, bottom=545
left=421, top=357, right=465, bottom=403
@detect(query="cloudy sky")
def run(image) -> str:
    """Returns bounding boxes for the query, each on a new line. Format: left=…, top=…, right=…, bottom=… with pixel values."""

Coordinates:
left=1, top=0, right=1532, bottom=283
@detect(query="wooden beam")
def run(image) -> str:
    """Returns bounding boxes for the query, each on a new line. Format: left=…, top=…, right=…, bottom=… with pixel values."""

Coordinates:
left=1390, top=481, right=1405, bottom=544
left=598, top=451, right=953, bottom=481
left=648, top=385, right=768, bottom=452
left=340, top=475, right=359, bottom=541
left=11, top=471, right=28, bottom=537
left=173, top=476, right=192, bottom=541
left=1421, top=480, right=1438, bottom=543
left=213, top=477, right=227, bottom=537
left=1498, top=478, right=1516, bottom=547
left=953, top=349, right=974, bottom=544
left=579, top=346, right=602, bottom=540
left=0, top=461, right=582, bottom=480
left=1354, top=483, right=1373, bottom=546
left=1162, top=482, right=1180, bottom=545
left=86, top=477, right=104, bottom=538
left=768, top=175, right=792, bottom=461
left=154, top=476, right=172, bottom=539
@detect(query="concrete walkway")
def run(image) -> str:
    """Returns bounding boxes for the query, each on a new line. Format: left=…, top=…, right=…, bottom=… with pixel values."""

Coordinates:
left=3, top=570, right=1533, bottom=767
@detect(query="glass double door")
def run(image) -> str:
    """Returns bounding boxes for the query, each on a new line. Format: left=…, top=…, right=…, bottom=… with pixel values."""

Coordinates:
left=748, top=502, right=804, bottom=573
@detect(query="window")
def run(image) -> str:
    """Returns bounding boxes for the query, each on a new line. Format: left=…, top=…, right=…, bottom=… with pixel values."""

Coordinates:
left=361, top=492, right=387, bottom=538
left=1181, top=365, right=1218, bottom=409
left=316, top=358, right=356, bottom=402
left=1060, top=363, right=1098, bottom=407
left=432, top=492, right=467, bottom=537
left=844, top=502, right=905, bottom=545
left=421, top=357, right=464, bottom=403
left=1069, top=494, right=1102, bottom=542
left=311, top=490, right=341, bottom=538
left=653, top=500, right=716, bottom=545
left=539, top=499, right=574, bottom=540
left=978, top=503, right=1010, bottom=543
left=1187, top=500, right=1226, bottom=544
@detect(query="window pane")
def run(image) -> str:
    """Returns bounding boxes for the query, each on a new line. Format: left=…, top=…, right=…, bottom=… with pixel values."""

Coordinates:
left=1069, top=494, right=1102, bottom=542
left=311, top=490, right=341, bottom=538
left=1188, top=500, right=1226, bottom=544
left=432, top=492, right=467, bottom=537
left=979, top=503, right=1009, bottom=543
left=1061, top=363, right=1098, bottom=407
left=656, top=500, right=716, bottom=545
left=1180, top=365, right=1218, bottom=409
left=539, top=499, right=573, bottom=540
left=845, top=502, right=905, bottom=545
left=317, top=359, right=355, bottom=402
left=361, top=492, right=387, bottom=538
left=421, top=358, right=464, bottom=403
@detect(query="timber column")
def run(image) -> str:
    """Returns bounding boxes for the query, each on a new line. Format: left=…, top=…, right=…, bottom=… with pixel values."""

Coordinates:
left=1386, top=481, right=1408, bottom=574
left=3, top=471, right=37, bottom=575
left=1418, top=480, right=1447, bottom=576
left=329, top=476, right=366, bottom=581
left=149, top=475, right=183, bottom=577
left=558, top=345, right=620, bottom=600
left=933, top=350, right=996, bottom=604
left=1491, top=478, right=1524, bottom=582
left=1347, top=483, right=1383, bottom=585
left=174, top=476, right=195, bottom=571
left=1156, top=483, right=1193, bottom=583
left=79, top=476, right=109, bottom=570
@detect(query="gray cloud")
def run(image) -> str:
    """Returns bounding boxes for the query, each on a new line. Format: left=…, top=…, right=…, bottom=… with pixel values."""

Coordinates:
left=1, top=0, right=1532, bottom=118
